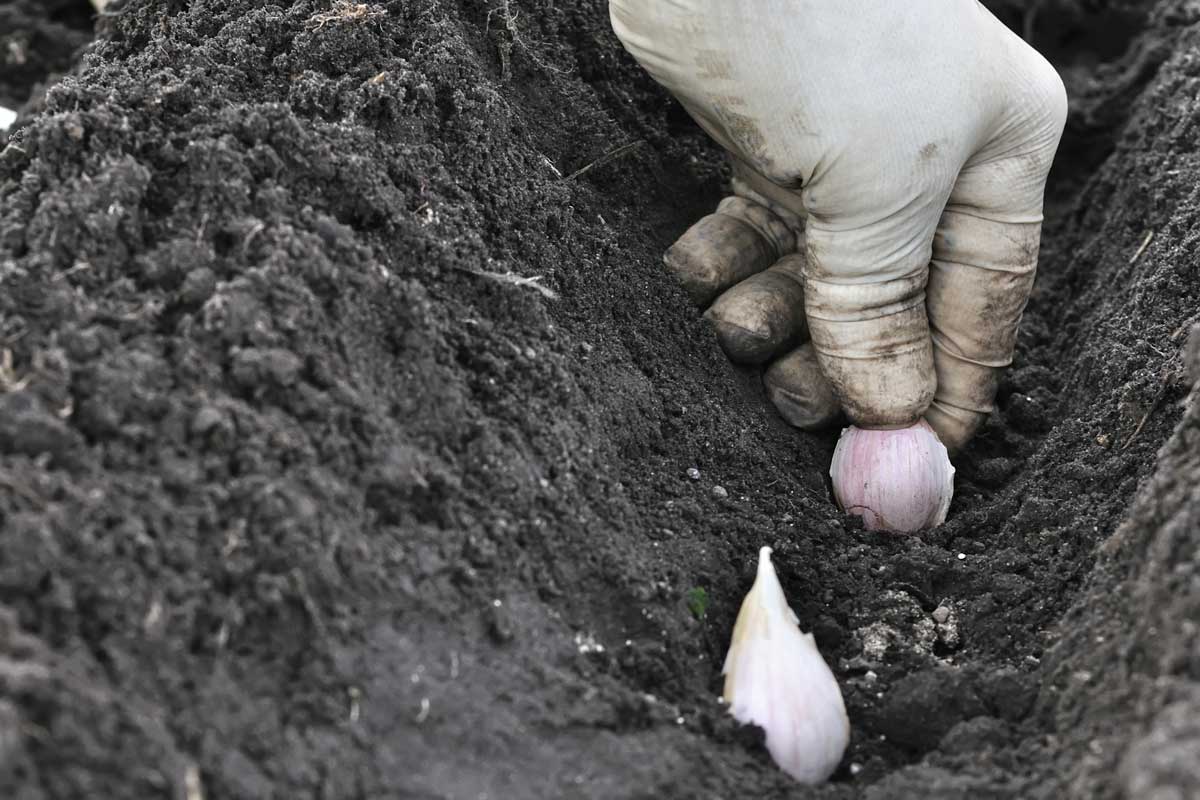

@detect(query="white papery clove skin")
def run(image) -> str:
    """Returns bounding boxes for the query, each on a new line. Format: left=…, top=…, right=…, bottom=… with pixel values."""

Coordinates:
left=722, top=547, right=849, bottom=784
left=829, top=420, right=955, bottom=533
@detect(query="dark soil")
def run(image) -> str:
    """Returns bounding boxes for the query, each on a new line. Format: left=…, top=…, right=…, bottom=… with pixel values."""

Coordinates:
left=0, top=0, right=94, bottom=109
left=0, top=1, right=1197, bottom=798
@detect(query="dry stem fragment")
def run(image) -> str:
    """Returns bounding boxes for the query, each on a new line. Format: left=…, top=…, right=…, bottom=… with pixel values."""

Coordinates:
left=564, top=140, right=644, bottom=182
left=486, top=0, right=567, bottom=77
left=455, top=266, right=559, bottom=300
left=306, top=1, right=386, bottom=32
left=184, top=764, right=204, bottom=800
left=1129, top=230, right=1154, bottom=264
left=0, top=350, right=30, bottom=393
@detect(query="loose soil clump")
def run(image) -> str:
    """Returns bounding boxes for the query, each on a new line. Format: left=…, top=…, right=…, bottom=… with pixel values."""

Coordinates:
left=0, top=1, right=1198, bottom=798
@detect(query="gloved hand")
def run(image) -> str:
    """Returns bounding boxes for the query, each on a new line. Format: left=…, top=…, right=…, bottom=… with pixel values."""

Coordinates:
left=611, top=0, right=1067, bottom=452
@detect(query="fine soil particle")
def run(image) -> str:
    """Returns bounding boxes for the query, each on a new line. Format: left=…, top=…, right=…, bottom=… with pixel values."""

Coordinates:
left=0, top=1, right=1197, bottom=798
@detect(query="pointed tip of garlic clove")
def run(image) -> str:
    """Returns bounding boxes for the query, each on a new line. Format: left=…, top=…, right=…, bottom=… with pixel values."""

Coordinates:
left=722, top=548, right=849, bottom=784
left=829, top=420, right=955, bottom=533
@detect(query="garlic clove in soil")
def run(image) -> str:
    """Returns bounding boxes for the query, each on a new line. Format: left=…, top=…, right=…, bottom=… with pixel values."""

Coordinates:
left=722, top=547, right=849, bottom=784
left=829, top=420, right=955, bottom=533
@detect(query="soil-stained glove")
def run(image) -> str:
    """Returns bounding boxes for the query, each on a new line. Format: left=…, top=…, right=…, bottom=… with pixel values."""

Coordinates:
left=611, top=0, right=1067, bottom=451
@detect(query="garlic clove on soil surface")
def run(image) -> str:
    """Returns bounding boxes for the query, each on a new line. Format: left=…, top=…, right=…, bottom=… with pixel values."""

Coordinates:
left=722, top=547, right=849, bottom=784
left=829, top=420, right=955, bottom=533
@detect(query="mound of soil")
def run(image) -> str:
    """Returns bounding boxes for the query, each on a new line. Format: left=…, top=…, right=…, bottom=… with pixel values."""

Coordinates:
left=0, top=1, right=1197, bottom=797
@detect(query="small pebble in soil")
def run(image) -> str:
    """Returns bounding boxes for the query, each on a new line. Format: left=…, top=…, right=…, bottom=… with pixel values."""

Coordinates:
left=957, top=553, right=967, bottom=560
left=933, top=605, right=952, bottom=624
left=574, top=632, right=605, bottom=654
left=712, top=485, right=728, bottom=498
left=686, top=467, right=701, bottom=480
left=487, top=600, right=515, bottom=644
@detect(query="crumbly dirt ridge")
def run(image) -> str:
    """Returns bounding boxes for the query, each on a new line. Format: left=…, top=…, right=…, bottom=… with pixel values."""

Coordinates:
left=0, top=1, right=1196, bottom=798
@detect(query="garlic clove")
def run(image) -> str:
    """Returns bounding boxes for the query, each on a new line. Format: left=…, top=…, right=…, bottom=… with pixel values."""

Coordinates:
left=723, top=547, right=849, bottom=784
left=829, top=420, right=955, bottom=533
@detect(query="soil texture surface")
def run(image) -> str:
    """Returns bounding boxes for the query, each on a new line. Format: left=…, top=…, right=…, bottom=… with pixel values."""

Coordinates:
left=1, top=1, right=1199, bottom=798
left=0, top=0, right=94, bottom=109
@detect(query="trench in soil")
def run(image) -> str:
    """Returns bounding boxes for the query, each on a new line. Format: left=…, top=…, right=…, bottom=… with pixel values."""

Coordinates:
left=0, top=1, right=1189, bottom=797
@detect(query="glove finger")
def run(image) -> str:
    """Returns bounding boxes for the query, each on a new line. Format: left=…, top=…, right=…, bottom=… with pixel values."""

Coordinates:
left=705, top=254, right=807, bottom=365
left=664, top=196, right=796, bottom=307
left=764, top=342, right=841, bottom=430
left=926, top=210, right=1040, bottom=452
left=926, top=58, right=1066, bottom=452
left=803, top=210, right=939, bottom=429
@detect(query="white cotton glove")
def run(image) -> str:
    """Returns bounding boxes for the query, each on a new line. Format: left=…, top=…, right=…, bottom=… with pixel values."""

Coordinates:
left=611, top=0, right=1067, bottom=451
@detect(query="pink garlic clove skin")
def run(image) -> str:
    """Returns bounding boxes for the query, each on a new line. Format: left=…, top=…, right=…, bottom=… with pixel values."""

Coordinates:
left=829, top=420, right=955, bottom=533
